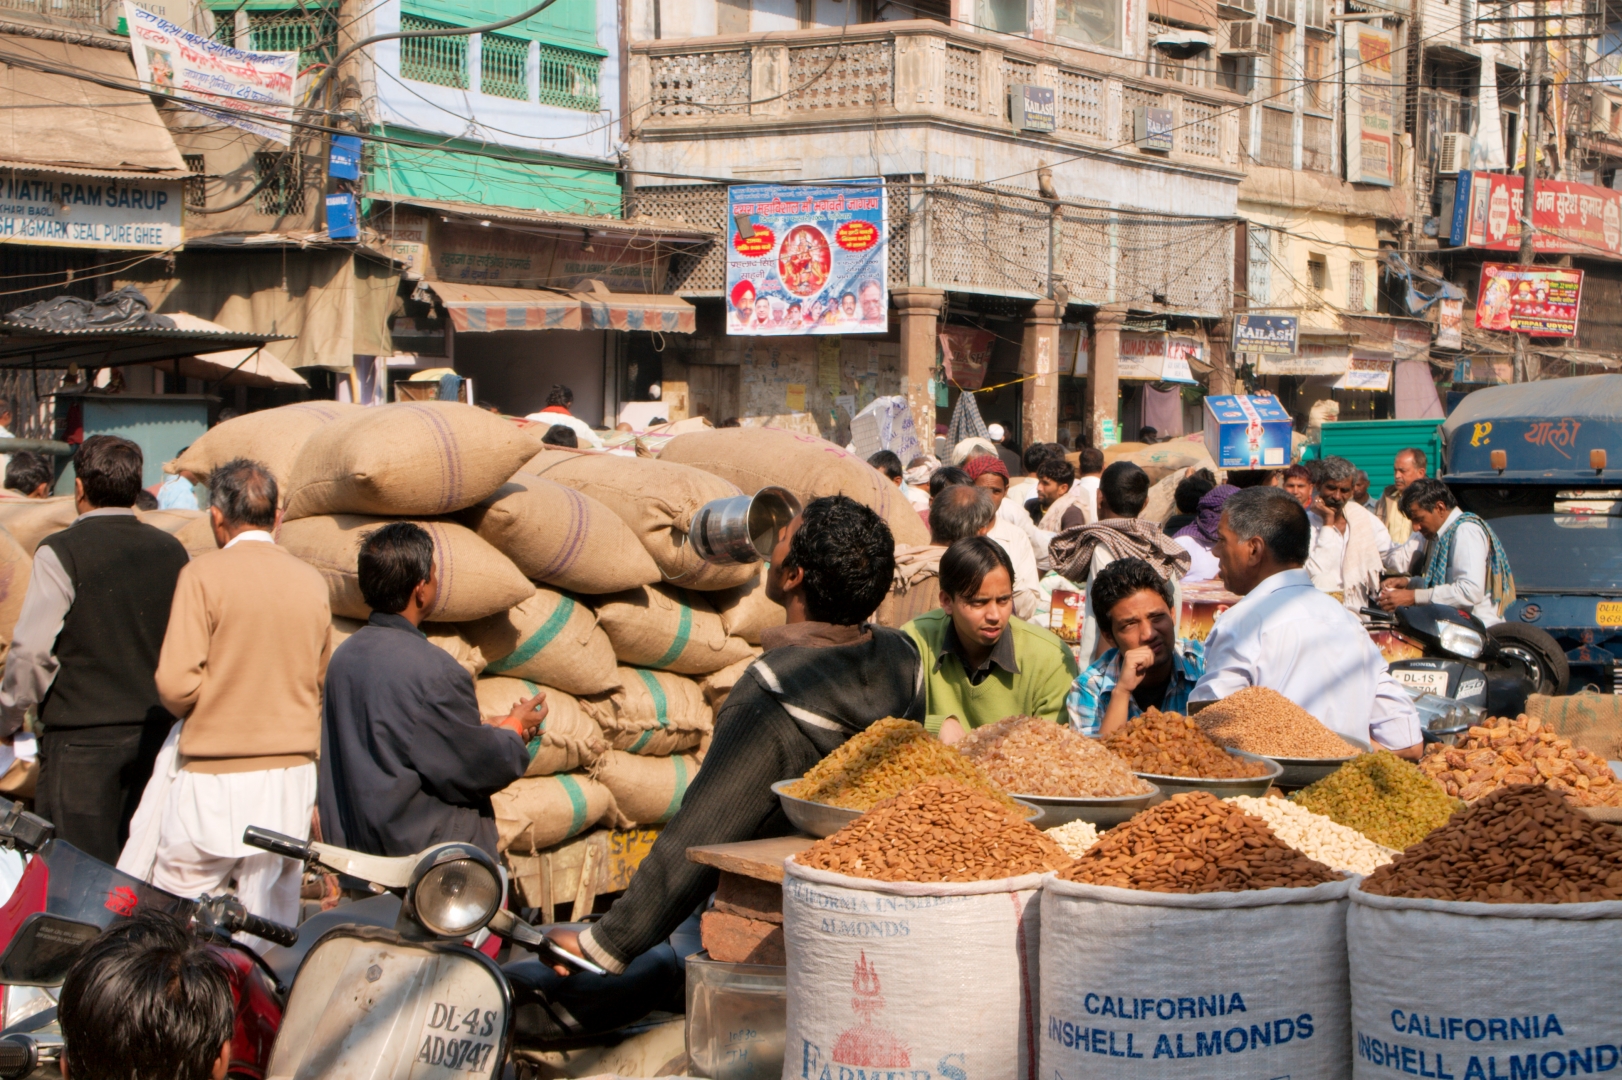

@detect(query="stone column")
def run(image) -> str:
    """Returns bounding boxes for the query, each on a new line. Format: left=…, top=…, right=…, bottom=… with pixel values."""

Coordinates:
left=1086, top=303, right=1128, bottom=448
left=891, top=287, right=946, bottom=448
left=1020, top=298, right=1062, bottom=446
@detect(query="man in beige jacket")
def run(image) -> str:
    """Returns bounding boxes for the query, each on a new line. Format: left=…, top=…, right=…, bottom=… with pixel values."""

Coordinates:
left=146, top=458, right=331, bottom=932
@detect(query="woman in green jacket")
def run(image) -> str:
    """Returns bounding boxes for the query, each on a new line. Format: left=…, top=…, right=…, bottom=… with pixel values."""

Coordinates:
left=903, top=537, right=1080, bottom=740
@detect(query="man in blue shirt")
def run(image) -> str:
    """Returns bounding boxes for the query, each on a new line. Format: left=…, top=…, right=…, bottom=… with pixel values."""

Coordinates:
left=1065, top=557, right=1205, bottom=738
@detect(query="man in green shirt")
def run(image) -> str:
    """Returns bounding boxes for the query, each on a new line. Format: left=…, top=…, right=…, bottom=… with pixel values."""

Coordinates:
left=903, top=536, right=1079, bottom=739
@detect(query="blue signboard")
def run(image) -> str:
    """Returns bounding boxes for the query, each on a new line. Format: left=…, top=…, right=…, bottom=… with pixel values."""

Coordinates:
left=329, top=134, right=363, bottom=181
left=1232, top=314, right=1299, bottom=355
left=1204, top=394, right=1294, bottom=469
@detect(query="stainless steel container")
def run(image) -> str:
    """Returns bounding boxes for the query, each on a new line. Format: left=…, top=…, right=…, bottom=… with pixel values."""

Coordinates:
left=771, top=780, right=1041, bottom=838
left=690, top=486, right=802, bottom=566
left=1135, top=750, right=1283, bottom=802
left=1015, top=786, right=1161, bottom=829
left=1265, top=735, right=1371, bottom=789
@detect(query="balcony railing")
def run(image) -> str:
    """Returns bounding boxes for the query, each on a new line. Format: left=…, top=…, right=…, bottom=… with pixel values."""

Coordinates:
left=630, top=21, right=1243, bottom=171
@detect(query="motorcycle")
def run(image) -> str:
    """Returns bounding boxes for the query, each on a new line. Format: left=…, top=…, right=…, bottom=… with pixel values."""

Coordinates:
left=1363, top=601, right=1567, bottom=719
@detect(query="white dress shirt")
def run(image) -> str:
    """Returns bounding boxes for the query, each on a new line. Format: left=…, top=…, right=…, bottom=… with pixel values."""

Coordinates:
left=1189, top=568, right=1422, bottom=750
left=1175, top=534, right=1221, bottom=583
left=1395, top=508, right=1502, bottom=627
left=1305, top=513, right=1347, bottom=593
left=987, top=515, right=1042, bottom=621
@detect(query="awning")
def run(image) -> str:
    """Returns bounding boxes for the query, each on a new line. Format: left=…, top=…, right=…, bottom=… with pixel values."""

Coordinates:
left=379, top=197, right=716, bottom=245
left=426, top=282, right=584, bottom=332
left=0, top=317, right=289, bottom=369
left=0, top=39, right=188, bottom=178
left=134, top=314, right=308, bottom=387
left=573, top=280, right=696, bottom=333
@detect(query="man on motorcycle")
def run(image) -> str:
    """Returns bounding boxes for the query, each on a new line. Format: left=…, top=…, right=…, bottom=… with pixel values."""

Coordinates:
left=1377, top=477, right=1513, bottom=629
left=548, top=495, right=925, bottom=976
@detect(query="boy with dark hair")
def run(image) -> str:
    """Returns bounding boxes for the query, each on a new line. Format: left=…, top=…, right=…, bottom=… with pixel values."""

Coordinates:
left=60, top=911, right=234, bottom=1080
left=550, top=495, right=925, bottom=976
left=1065, top=558, right=1206, bottom=737
left=1036, top=456, right=1090, bottom=530
left=866, top=449, right=904, bottom=482
left=317, top=522, right=541, bottom=859
left=1165, top=472, right=1215, bottom=536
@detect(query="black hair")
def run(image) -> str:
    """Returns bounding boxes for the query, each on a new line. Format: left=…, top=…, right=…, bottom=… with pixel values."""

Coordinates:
left=1400, top=476, right=1456, bottom=517
left=1174, top=472, right=1215, bottom=514
left=928, top=466, right=970, bottom=500
left=1089, top=556, right=1175, bottom=626
left=780, top=495, right=894, bottom=625
left=545, top=385, right=574, bottom=408
left=540, top=425, right=579, bottom=448
left=5, top=452, right=52, bottom=496
left=134, top=490, right=158, bottom=510
left=867, top=450, right=904, bottom=481
left=359, top=521, right=435, bottom=614
left=1227, top=468, right=1277, bottom=489
left=1099, top=461, right=1150, bottom=518
left=939, top=536, right=1014, bottom=600
left=1077, top=447, right=1105, bottom=476
left=209, top=458, right=277, bottom=528
left=1223, top=486, right=1310, bottom=565
left=930, top=484, right=993, bottom=545
left=1137, top=427, right=1158, bottom=443
left=74, top=434, right=143, bottom=508
left=59, top=910, right=234, bottom=1080
left=1037, top=457, right=1075, bottom=486
left=1022, top=441, right=1061, bottom=474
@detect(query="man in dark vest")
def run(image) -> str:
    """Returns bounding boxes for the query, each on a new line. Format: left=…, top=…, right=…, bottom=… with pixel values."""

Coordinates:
left=0, top=435, right=189, bottom=862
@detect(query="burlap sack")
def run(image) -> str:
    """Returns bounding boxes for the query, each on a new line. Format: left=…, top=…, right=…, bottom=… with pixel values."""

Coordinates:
left=172, top=515, right=220, bottom=557
left=460, top=472, right=660, bottom=594
left=460, top=587, right=620, bottom=696
left=167, top=401, right=357, bottom=486
left=284, top=401, right=543, bottom=520
left=473, top=676, right=608, bottom=777
left=491, top=773, right=623, bottom=855
left=278, top=515, right=531, bottom=622
left=136, top=508, right=205, bottom=534
left=591, top=750, right=699, bottom=826
left=1099, top=439, right=1215, bottom=486
left=706, top=573, right=784, bottom=645
left=1526, top=692, right=1622, bottom=761
left=0, top=496, right=76, bottom=553
left=658, top=426, right=932, bottom=546
left=592, top=584, right=756, bottom=675
left=521, top=448, right=755, bottom=590
left=584, top=666, right=712, bottom=756
left=0, top=526, right=30, bottom=667
left=698, top=654, right=757, bottom=712
left=330, top=616, right=486, bottom=679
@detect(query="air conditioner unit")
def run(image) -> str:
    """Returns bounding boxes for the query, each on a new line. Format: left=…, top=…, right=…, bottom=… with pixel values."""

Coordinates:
left=1436, top=132, right=1471, bottom=175
left=1593, top=93, right=1615, bottom=136
left=1223, top=20, right=1272, bottom=55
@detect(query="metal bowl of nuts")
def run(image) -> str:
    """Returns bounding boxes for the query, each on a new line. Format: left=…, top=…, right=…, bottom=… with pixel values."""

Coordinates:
left=1014, top=785, right=1162, bottom=830
left=1263, top=735, right=1371, bottom=788
left=1134, top=750, right=1282, bottom=803
left=772, top=780, right=1043, bottom=838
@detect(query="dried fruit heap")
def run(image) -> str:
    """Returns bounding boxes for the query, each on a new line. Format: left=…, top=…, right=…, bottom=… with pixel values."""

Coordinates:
left=958, top=715, right=1152, bottom=797
left=1363, top=784, right=1622, bottom=903
left=1418, top=714, right=1622, bottom=807
left=1196, top=687, right=1359, bottom=759
left=1061, top=791, right=1343, bottom=893
left=1104, top=709, right=1271, bottom=780
left=1293, top=750, right=1462, bottom=850
left=1230, top=795, right=1397, bottom=876
left=796, top=776, right=1072, bottom=882
left=784, top=717, right=1013, bottom=811
left=1045, top=819, right=1102, bottom=858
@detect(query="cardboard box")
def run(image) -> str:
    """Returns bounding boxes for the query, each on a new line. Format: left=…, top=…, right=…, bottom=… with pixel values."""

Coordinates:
left=1203, top=394, right=1293, bottom=469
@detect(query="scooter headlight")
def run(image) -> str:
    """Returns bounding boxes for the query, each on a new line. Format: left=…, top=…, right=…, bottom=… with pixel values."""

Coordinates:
left=1438, top=622, right=1485, bottom=660
left=413, top=856, right=501, bottom=938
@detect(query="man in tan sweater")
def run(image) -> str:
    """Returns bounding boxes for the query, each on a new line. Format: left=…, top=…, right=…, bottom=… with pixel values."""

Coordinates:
left=146, top=458, right=331, bottom=933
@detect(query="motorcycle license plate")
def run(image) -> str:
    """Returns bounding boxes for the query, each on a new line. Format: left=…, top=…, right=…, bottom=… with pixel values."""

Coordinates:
left=1597, top=602, right=1622, bottom=627
left=1394, top=669, right=1450, bottom=694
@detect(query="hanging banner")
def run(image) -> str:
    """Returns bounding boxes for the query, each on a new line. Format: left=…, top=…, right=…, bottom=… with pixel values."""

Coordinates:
left=939, top=326, right=995, bottom=389
left=1232, top=313, right=1298, bottom=355
left=1436, top=297, right=1465, bottom=349
left=1255, top=341, right=1352, bottom=376
left=1333, top=350, right=1394, bottom=391
left=124, top=1, right=296, bottom=145
left=1345, top=24, right=1395, bottom=187
left=1475, top=263, right=1584, bottom=337
left=726, top=180, right=887, bottom=336
left=1119, top=333, right=1201, bottom=381
left=1452, top=171, right=1622, bottom=258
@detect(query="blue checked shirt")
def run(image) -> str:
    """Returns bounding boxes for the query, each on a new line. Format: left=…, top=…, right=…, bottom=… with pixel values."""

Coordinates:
left=1065, top=639, right=1207, bottom=737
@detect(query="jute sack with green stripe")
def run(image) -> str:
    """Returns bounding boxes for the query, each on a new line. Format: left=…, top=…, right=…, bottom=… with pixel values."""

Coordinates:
left=592, top=750, right=700, bottom=827
left=331, top=616, right=486, bottom=679
left=460, top=472, right=660, bottom=595
left=585, top=666, right=712, bottom=757
left=474, top=675, right=608, bottom=776
left=521, top=448, right=756, bottom=591
left=698, top=653, right=759, bottom=712
left=167, top=400, right=356, bottom=489
left=592, top=583, right=755, bottom=675
left=278, top=514, right=532, bottom=621
left=284, top=401, right=543, bottom=520
left=460, top=586, right=620, bottom=696
left=491, top=772, right=624, bottom=856
left=706, top=573, right=785, bottom=646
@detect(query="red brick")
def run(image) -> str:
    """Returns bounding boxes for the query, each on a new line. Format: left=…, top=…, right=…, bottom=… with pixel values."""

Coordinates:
left=700, top=910, right=786, bottom=965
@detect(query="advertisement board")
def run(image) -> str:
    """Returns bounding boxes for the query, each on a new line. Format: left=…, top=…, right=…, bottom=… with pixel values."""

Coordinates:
left=726, top=181, right=887, bottom=336
left=1452, top=171, right=1622, bottom=258
left=1345, top=24, right=1395, bottom=187
left=1203, top=394, right=1293, bottom=469
left=125, top=1, right=296, bottom=144
left=1119, top=333, right=1200, bottom=381
left=0, top=173, right=181, bottom=250
left=1475, top=263, right=1584, bottom=337
left=1232, top=314, right=1299, bottom=356
left=1256, top=342, right=1351, bottom=377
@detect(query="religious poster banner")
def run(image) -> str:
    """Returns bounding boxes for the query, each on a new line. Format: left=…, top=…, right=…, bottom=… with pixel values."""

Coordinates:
left=1345, top=23, right=1395, bottom=186
left=726, top=181, right=888, bottom=336
left=1475, top=263, right=1584, bottom=337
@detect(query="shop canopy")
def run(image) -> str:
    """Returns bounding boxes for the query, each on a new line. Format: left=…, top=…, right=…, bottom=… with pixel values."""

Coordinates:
left=0, top=318, right=288, bottom=369
left=134, top=315, right=308, bottom=388
left=426, top=281, right=696, bottom=334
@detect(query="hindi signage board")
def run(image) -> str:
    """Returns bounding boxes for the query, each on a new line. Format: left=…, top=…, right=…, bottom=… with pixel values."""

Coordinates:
left=1452, top=171, right=1622, bottom=258
left=1119, top=333, right=1201, bottom=381
left=1345, top=24, right=1395, bottom=186
left=1475, top=263, right=1584, bottom=337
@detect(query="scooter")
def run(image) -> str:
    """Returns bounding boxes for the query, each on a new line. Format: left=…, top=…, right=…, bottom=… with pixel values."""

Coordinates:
left=1362, top=601, right=1561, bottom=718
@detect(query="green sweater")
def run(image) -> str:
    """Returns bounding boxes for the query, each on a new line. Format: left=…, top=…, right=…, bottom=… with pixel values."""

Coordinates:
left=903, top=612, right=1080, bottom=734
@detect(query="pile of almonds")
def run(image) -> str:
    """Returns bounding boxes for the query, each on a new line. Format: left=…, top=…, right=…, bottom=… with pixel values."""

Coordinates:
left=958, top=716, right=1151, bottom=798
left=1061, top=791, right=1344, bottom=893
left=795, top=776, right=1072, bottom=883
left=1196, top=687, right=1359, bottom=759
left=1418, top=715, right=1622, bottom=807
left=1362, top=784, right=1622, bottom=903
left=1104, top=710, right=1271, bottom=780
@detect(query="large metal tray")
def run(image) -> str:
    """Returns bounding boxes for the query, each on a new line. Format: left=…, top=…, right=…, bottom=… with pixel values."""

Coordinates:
left=1133, top=750, right=1282, bottom=802
left=1014, top=786, right=1161, bottom=830
left=1262, top=735, right=1371, bottom=789
left=771, top=780, right=1040, bottom=838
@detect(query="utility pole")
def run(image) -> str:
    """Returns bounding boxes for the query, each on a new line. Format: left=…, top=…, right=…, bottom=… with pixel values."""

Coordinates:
left=1513, top=0, right=1545, bottom=382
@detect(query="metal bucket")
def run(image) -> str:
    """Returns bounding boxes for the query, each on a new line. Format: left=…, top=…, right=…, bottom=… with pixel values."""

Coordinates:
left=689, top=486, right=802, bottom=565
